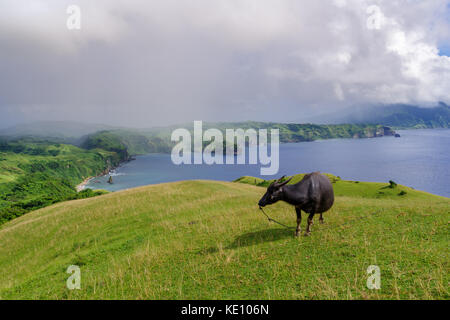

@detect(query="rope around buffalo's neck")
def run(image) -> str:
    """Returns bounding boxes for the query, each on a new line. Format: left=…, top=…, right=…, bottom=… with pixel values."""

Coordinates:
left=259, top=206, right=296, bottom=229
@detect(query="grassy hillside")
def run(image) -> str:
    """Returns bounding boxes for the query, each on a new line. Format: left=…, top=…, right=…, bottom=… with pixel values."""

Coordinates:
left=0, top=140, right=117, bottom=224
left=0, top=177, right=447, bottom=299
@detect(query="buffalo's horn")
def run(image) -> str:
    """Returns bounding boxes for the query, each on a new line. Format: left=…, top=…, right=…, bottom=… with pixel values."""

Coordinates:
left=269, top=176, right=284, bottom=187
left=274, top=176, right=292, bottom=187
left=279, top=177, right=293, bottom=187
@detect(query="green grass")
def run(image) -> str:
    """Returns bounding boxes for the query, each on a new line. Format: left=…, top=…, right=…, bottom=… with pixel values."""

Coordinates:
left=0, top=176, right=448, bottom=300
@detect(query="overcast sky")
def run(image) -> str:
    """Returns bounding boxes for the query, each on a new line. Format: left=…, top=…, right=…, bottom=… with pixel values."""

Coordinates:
left=1, top=0, right=449, bottom=128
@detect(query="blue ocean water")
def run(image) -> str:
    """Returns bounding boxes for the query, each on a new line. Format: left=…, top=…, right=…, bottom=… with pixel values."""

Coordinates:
left=86, top=129, right=450, bottom=197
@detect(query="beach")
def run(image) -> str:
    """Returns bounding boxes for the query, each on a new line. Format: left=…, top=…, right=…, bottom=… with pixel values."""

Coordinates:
left=76, top=177, right=93, bottom=192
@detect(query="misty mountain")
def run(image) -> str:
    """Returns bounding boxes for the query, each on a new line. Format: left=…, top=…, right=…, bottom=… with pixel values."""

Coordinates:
left=1, top=103, right=448, bottom=147
left=0, top=121, right=120, bottom=144
left=306, top=103, right=450, bottom=128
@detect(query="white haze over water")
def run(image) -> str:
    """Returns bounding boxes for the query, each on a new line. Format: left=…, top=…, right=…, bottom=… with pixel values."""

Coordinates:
left=1, top=0, right=450, bottom=128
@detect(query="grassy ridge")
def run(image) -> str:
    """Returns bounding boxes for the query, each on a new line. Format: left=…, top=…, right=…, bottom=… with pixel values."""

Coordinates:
left=234, top=174, right=436, bottom=200
left=0, top=177, right=447, bottom=299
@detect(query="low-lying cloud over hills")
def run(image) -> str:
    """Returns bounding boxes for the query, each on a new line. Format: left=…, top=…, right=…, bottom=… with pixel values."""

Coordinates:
left=1, top=0, right=450, bottom=128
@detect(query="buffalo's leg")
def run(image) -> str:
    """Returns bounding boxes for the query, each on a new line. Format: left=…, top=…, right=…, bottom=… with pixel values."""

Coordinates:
left=319, top=213, right=324, bottom=224
left=295, top=207, right=302, bottom=237
left=305, top=212, right=315, bottom=236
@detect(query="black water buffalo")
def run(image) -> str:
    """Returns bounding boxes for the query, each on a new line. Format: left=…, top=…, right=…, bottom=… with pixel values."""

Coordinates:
left=258, top=172, right=334, bottom=237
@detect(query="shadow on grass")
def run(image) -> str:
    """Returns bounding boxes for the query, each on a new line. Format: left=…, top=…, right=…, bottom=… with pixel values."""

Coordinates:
left=198, top=228, right=293, bottom=254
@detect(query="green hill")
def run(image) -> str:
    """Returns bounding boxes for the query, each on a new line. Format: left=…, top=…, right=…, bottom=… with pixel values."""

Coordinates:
left=0, top=177, right=448, bottom=299
left=0, top=140, right=118, bottom=223
left=81, top=129, right=171, bottom=155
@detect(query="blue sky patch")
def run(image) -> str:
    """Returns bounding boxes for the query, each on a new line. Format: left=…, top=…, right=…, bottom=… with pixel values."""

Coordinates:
left=439, top=44, right=450, bottom=57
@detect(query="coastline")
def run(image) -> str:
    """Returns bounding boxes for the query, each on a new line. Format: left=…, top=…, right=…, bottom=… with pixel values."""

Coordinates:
left=76, top=177, right=93, bottom=192
left=75, top=156, right=137, bottom=192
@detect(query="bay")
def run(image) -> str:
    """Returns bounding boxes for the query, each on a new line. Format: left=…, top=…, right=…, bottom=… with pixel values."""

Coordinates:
left=86, top=129, right=450, bottom=197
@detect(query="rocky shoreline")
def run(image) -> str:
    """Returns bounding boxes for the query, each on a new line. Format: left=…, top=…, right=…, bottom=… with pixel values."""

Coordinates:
left=75, top=156, right=136, bottom=192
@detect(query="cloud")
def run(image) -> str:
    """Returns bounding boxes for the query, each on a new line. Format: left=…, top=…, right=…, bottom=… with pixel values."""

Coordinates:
left=0, top=0, right=449, bottom=127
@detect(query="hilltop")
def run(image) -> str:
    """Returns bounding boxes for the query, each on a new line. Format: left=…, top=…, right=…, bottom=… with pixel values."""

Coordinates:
left=0, top=176, right=448, bottom=299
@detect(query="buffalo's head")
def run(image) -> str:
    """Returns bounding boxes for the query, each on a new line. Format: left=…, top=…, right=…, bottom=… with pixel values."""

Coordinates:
left=258, top=176, right=292, bottom=207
